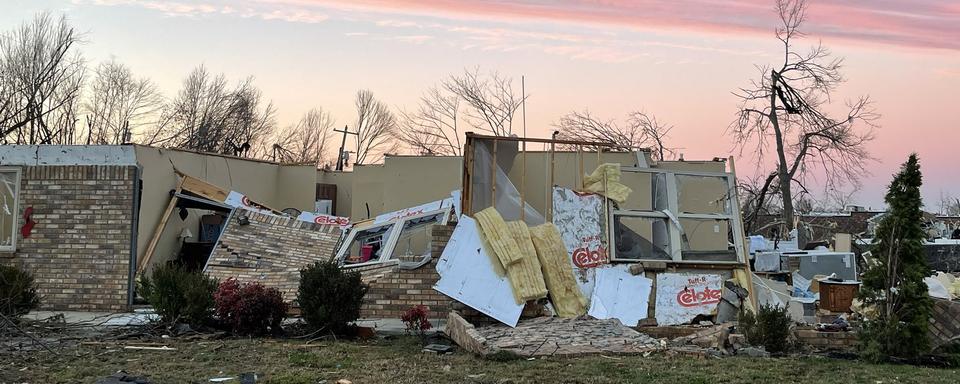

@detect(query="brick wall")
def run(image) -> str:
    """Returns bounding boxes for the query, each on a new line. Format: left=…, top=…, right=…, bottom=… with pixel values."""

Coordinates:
left=0, top=165, right=137, bottom=311
left=794, top=327, right=859, bottom=350
left=358, top=224, right=454, bottom=320
left=929, top=298, right=960, bottom=349
left=205, top=211, right=342, bottom=302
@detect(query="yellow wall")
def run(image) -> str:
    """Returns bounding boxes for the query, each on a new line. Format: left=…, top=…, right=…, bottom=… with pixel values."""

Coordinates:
left=317, top=170, right=354, bottom=217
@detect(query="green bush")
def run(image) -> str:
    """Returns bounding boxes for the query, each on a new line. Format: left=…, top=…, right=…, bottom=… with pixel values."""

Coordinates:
left=739, top=304, right=793, bottom=353
left=139, top=264, right=218, bottom=325
left=0, top=264, right=40, bottom=321
left=297, top=261, right=368, bottom=334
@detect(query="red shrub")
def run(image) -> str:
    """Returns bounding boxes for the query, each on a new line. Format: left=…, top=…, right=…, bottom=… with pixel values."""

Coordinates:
left=400, top=305, right=432, bottom=335
left=214, top=279, right=288, bottom=335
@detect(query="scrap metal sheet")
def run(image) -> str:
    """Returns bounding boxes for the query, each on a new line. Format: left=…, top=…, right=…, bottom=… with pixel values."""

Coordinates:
left=434, top=216, right=523, bottom=327
left=588, top=265, right=652, bottom=326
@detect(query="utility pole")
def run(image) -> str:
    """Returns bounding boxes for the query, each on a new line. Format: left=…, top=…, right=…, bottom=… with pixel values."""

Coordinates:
left=334, top=125, right=358, bottom=171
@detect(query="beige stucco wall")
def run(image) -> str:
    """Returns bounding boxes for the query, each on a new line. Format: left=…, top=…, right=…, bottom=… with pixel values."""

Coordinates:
left=317, top=170, right=353, bottom=217
left=134, top=146, right=317, bottom=271
left=348, top=156, right=462, bottom=220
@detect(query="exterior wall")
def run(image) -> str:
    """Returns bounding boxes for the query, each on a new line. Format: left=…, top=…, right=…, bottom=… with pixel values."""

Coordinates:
left=357, top=224, right=455, bottom=320
left=134, top=146, right=318, bottom=272
left=349, top=156, right=462, bottom=221
left=0, top=165, right=137, bottom=311
left=204, top=211, right=343, bottom=302
left=317, top=170, right=353, bottom=217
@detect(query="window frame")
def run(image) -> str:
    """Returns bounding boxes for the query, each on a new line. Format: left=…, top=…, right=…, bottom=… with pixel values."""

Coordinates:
left=0, top=167, right=22, bottom=252
left=337, top=207, right=452, bottom=268
left=608, top=167, right=746, bottom=265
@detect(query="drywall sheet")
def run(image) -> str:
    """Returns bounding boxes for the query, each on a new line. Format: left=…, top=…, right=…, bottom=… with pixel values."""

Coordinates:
left=529, top=223, right=587, bottom=317
left=655, top=273, right=723, bottom=326
left=588, top=265, right=652, bottom=326
left=505, top=221, right=549, bottom=303
left=434, top=216, right=523, bottom=327
left=552, top=187, right=606, bottom=300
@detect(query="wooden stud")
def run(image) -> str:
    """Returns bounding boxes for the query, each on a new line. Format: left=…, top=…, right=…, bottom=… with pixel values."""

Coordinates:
left=491, top=139, right=498, bottom=209
left=137, top=177, right=184, bottom=275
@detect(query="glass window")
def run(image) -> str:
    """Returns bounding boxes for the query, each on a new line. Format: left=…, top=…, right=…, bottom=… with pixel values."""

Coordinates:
left=679, top=218, right=737, bottom=262
left=0, top=168, right=20, bottom=252
left=613, top=215, right=671, bottom=260
left=676, top=175, right=729, bottom=214
left=389, top=212, right=446, bottom=260
left=341, top=222, right=398, bottom=265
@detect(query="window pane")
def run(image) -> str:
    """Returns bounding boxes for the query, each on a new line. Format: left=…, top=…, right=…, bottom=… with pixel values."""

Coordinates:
left=389, top=213, right=445, bottom=260
left=678, top=218, right=737, bottom=261
left=0, top=171, right=18, bottom=249
left=618, top=171, right=653, bottom=210
left=343, top=223, right=397, bottom=264
left=613, top=215, right=671, bottom=260
left=676, top=175, right=729, bottom=214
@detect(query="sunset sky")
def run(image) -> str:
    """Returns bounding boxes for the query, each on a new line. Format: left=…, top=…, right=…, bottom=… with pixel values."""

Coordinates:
left=2, top=0, right=958, bottom=209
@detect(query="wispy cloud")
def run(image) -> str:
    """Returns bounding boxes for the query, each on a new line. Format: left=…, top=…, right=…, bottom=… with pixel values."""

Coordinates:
left=302, top=0, right=960, bottom=51
left=75, top=0, right=329, bottom=24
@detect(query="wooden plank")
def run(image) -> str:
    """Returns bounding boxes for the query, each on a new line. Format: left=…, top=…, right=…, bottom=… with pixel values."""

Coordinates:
left=137, top=178, right=184, bottom=275
left=179, top=173, right=229, bottom=202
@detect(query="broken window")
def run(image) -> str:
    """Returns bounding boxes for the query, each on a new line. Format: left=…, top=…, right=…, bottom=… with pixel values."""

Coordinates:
left=610, top=167, right=745, bottom=264
left=612, top=214, right=671, bottom=261
left=0, top=168, right=20, bottom=252
left=337, top=207, right=452, bottom=267
left=340, top=222, right=399, bottom=265
left=388, top=211, right=446, bottom=261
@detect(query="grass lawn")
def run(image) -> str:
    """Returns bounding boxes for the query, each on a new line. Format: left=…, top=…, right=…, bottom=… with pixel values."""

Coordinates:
left=2, top=336, right=956, bottom=384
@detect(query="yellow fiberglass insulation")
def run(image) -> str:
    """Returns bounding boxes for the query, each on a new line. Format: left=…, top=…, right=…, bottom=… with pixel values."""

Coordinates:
left=583, top=163, right=632, bottom=204
left=529, top=223, right=587, bottom=317
left=505, top=221, right=549, bottom=303
left=474, top=207, right=523, bottom=267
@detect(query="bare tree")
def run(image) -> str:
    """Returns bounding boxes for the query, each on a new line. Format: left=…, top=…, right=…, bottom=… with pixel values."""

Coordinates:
left=144, top=65, right=275, bottom=156
left=938, top=192, right=960, bottom=216
left=271, top=108, right=334, bottom=167
left=399, top=85, right=461, bottom=155
left=442, top=68, right=522, bottom=136
left=555, top=110, right=676, bottom=160
left=353, top=89, right=398, bottom=165
left=83, top=58, right=163, bottom=144
left=0, top=12, right=85, bottom=144
left=729, top=0, right=878, bottom=235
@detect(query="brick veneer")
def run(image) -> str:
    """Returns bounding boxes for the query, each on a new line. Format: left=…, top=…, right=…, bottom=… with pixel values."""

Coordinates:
left=357, top=224, right=455, bottom=320
left=929, top=298, right=960, bottom=349
left=204, top=211, right=343, bottom=303
left=1, top=165, right=137, bottom=311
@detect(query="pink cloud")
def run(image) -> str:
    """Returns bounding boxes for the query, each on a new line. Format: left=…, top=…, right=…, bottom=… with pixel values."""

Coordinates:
left=300, top=0, right=959, bottom=51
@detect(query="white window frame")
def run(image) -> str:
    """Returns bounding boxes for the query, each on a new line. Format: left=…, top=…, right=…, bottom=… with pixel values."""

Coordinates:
left=0, top=167, right=22, bottom=252
left=608, top=167, right=746, bottom=265
left=337, top=207, right=451, bottom=268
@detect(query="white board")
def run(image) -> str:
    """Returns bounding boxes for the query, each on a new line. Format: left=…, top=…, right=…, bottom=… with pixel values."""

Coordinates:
left=373, top=198, right=454, bottom=225
left=655, top=273, right=723, bottom=326
left=588, top=265, right=653, bottom=326
left=297, top=211, right=350, bottom=228
left=223, top=191, right=275, bottom=215
left=434, top=216, right=523, bottom=327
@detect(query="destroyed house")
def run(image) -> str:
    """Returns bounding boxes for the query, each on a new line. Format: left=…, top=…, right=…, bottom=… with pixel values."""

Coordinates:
left=1, top=139, right=754, bottom=328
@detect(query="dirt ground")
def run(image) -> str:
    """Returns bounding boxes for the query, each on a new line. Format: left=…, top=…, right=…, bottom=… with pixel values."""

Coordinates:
left=2, top=335, right=958, bottom=384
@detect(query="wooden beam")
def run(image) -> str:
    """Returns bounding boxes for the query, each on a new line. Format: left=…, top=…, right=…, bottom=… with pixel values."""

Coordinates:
left=137, top=177, right=184, bottom=275
left=178, top=172, right=229, bottom=202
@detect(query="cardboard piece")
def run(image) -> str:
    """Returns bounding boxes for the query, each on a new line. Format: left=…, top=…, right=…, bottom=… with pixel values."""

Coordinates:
left=434, top=216, right=523, bottom=327
left=655, top=273, right=723, bottom=326
left=588, top=265, right=653, bottom=326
